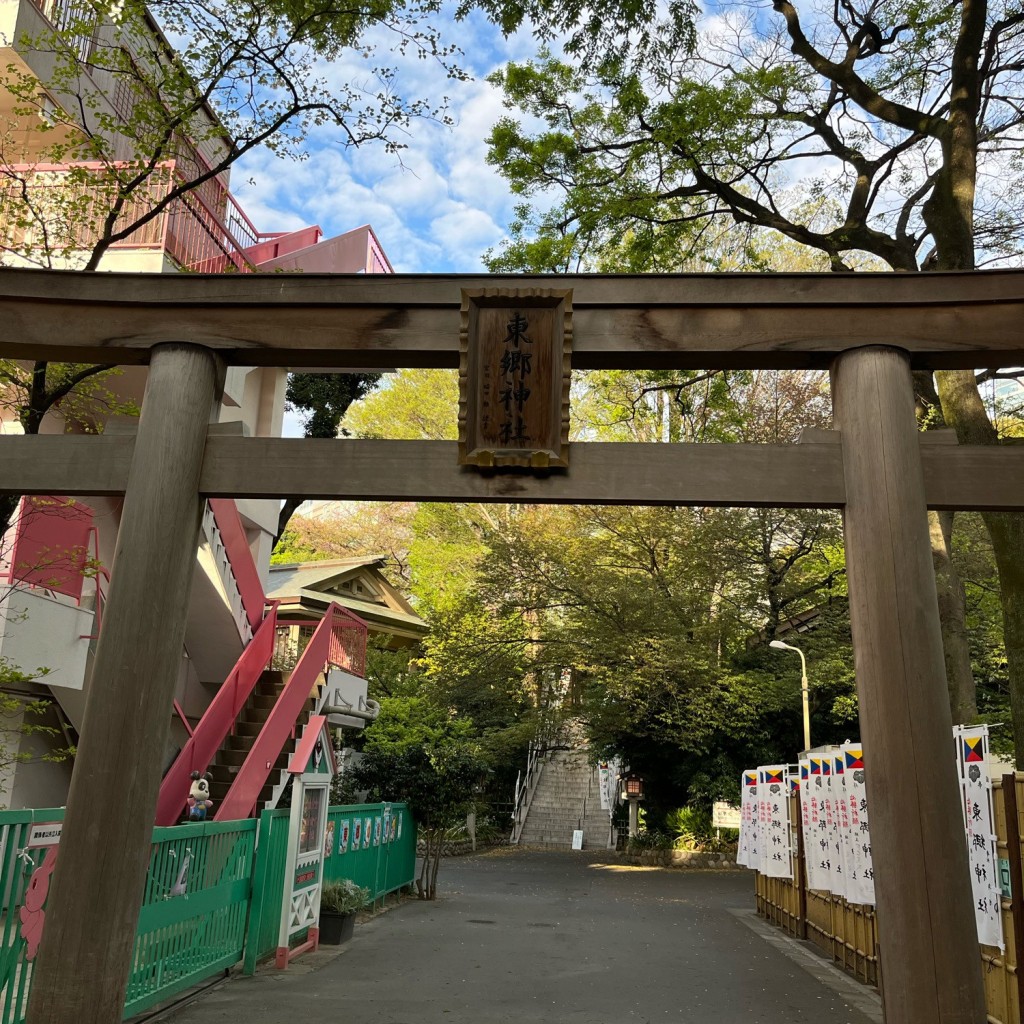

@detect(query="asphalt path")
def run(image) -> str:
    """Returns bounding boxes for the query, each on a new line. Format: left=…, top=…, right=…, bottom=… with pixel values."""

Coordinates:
left=163, top=848, right=881, bottom=1024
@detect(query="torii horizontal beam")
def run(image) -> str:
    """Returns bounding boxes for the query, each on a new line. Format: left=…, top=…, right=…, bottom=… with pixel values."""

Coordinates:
left=3, top=432, right=1024, bottom=510
left=3, top=266, right=1024, bottom=369
left=10, top=261, right=1015, bottom=1024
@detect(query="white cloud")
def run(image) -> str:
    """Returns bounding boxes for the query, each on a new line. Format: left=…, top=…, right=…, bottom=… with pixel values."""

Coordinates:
left=225, top=14, right=547, bottom=272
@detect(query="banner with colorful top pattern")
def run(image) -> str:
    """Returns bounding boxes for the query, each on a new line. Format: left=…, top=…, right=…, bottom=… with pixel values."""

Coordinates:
left=758, top=765, right=792, bottom=879
left=956, top=724, right=1003, bottom=949
left=740, top=724, right=1002, bottom=944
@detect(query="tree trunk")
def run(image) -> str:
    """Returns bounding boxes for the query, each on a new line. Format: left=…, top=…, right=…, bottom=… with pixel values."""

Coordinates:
left=913, top=370, right=978, bottom=726
left=417, top=832, right=430, bottom=898
left=935, top=368, right=1024, bottom=764
left=929, top=510, right=976, bottom=724
left=429, top=833, right=442, bottom=898
left=275, top=495, right=304, bottom=546
left=984, top=513, right=1024, bottom=767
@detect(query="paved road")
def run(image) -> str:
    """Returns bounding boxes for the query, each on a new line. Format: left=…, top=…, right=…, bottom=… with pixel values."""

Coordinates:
left=164, top=849, right=881, bottom=1024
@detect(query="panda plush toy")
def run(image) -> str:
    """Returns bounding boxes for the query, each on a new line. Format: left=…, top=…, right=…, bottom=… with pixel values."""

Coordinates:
left=187, top=770, right=214, bottom=821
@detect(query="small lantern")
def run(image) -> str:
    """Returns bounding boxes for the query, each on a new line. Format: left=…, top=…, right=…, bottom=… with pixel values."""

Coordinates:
left=619, top=772, right=645, bottom=801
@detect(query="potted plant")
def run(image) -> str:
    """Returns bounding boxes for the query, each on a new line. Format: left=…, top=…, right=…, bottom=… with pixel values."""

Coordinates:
left=318, top=880, right=369, bottom=945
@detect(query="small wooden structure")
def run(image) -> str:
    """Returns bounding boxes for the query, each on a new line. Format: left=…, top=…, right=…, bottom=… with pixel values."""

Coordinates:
left=275, top=716, right=336, bottom=969
left=4, top=265, right=1024, bottom=1024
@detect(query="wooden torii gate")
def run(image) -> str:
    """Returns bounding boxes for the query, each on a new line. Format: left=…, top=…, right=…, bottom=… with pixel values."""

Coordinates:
left=4, top=265, right=1024, bottom=1024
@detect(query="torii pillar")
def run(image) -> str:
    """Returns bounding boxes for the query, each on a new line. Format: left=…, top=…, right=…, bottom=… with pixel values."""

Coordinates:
left=832, top=346, right=986, bottom=1023
left=26, top=344, right=221, bottom=1024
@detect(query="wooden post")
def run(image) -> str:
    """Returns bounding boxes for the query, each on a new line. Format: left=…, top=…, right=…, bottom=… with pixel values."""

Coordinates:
left=1000, top=773, right=1024, bottom=1024
left=26, top=344, right=220, bottom=1024
left=831, top=346, right=986, bottom=1024
left=794, top=796, right=808, bottom=940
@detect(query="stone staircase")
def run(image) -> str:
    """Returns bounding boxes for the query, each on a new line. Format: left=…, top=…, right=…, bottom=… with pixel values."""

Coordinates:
left=518, top=748, right=611, bottom=849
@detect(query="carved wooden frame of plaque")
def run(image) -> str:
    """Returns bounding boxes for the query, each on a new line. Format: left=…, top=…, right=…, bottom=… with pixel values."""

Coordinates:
left=458, top=288, right=572, bottom=469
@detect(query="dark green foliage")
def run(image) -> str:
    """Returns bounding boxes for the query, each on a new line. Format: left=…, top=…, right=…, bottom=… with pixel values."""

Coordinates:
left=351, top=699, right=489, bottom=897
left=286, top=373, right=382, bottom=440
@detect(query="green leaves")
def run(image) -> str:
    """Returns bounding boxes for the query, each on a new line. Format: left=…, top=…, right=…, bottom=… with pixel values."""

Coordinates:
left=460, top=0, right=697, bottom=76
left=353, top=705, right=488, bottom=830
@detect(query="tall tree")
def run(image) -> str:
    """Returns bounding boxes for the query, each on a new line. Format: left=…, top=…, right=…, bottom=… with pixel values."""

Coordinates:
left=486, top=0, right=1024, bottom=755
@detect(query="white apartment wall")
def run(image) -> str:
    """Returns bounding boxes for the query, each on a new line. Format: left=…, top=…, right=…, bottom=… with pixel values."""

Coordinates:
left=97, top=249, right=175, bottom=274
left=0, top=588, right=93, bottom=690
left=0, top=702, right=24, bottom=810
left=7, top=705, right=73, bottom=809
left=0, top=246, right=171, bottom=273
left=2, top=0, right=230, bottom=168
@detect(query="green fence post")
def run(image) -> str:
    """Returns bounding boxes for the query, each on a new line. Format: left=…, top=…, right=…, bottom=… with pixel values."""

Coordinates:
left=374, top=812, right=383, bottom=907
left=243, top=810, right=274, bottom=976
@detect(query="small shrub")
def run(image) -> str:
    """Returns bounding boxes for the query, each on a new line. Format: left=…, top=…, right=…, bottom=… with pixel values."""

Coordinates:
left=320, top=879, right=370, bottom=915
left=626, top=828, right=672, bottom=855
left=665, top=806, right=714, bottom=850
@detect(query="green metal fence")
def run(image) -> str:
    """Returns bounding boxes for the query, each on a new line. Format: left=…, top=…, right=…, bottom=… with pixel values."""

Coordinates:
left=1, top=801, right=416, bottom=1014
left=242, top=807, right=290, bottom=974
left=0, top=807, right=64, bottom=1024
left=243, top=802, right=416, bottom=973
left=126, top=818, right=257, bottom=1017
left=323, top=803, right=416, bottom=898
left=0, top=809, right=257, bottom=1023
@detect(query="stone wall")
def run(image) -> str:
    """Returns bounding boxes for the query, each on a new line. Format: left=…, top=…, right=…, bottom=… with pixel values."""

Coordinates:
left=626, top=849, right=739, bottom=869
left=417, top=837, right=511, bottom=857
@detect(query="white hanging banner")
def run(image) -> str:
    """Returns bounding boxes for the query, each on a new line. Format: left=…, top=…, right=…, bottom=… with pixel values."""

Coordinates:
left=797, top=758, right=813, bottom=871
left=955, top=724, right=1004, bottom=950
left=840, top=744, right=875, bottom=906
left=598, top=759, right=621, bottom=812
left=832, top=754, right=852, bottom=900
left=759, top=765, right=792, bottom=879
left=787, top=767, right=801, bottom=882
left=804, top=756, right=832, bottom=891
left=737, top=770, right=758, bottom=868
left=816, top=757, right=842, bottom=897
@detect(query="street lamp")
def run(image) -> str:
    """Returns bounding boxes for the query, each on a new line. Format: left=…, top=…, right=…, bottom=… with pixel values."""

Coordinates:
left=769, top=639, right=811, bottom=752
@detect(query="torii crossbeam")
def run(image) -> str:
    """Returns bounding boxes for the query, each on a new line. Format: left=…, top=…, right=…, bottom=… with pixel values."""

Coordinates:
left=4, top=265, right=1021, bottom=1024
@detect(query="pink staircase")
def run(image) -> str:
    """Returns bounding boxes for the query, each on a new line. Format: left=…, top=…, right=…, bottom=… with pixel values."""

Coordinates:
left=156, top=501, right=368, bottom=826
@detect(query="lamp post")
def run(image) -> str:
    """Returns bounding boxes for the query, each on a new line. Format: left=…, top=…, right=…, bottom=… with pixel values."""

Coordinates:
left=769, top=639, right=811, bottom=752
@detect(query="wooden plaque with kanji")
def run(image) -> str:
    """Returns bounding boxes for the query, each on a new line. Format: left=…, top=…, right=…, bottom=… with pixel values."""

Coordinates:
left=458, top=288, right=572, bottom=469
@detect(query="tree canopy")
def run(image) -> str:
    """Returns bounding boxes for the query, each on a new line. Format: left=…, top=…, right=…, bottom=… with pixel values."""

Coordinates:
left=484, top=0, right=1024, bottom=764
left=486, top=0, right=1024, bottom=274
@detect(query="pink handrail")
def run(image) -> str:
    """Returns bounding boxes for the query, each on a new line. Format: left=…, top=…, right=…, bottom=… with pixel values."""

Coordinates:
left=215, top=604, right=364, bottom=821
left=154, top=603, right=278, bottom=825
left=208, top=499, right=265, bottom=633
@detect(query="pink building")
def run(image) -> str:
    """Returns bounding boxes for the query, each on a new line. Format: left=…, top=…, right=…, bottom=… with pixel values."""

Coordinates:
left=0, top=0, right=399, bottom=814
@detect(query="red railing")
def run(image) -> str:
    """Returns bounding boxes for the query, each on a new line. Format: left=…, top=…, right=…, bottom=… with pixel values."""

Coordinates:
left=208, top=499, right=265, bottom=634
left=154, top=604, right=279, bottom=826
left=215, top=604, right=367, bottom=821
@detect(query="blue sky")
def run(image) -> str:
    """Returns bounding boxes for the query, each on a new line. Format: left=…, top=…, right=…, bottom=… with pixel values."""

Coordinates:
left=231, top=11, right=544, bottom=274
